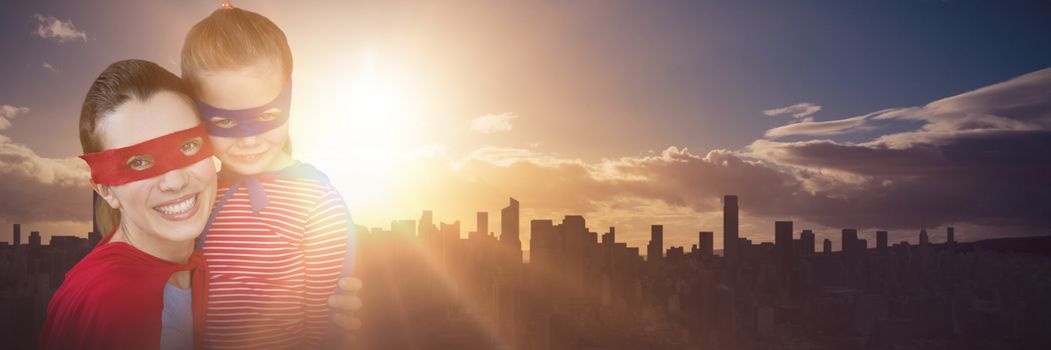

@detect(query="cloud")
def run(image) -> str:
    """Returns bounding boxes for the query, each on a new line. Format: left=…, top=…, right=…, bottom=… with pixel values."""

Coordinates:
left=41, top=62, right=58, bottom=73
left=0, top=105, right=30, bottom=130
left=745, top=67, right=1051, bottom=230
left=0, top=135, right=92, bottom=223
left=0, top=104, right=92, bottom=224
left=31, top=14, right=87, bottom=43
left=763, top=102, right=822, bottom=119
left=764, top=114, right=872, bottom=138
left=430, top=67, right=1051, bottom=238
left=868, top=67, right=1051, bottom=147
left=470, top=112, right=517, bottom=134
left=762, top=68, right=1051, bottom=144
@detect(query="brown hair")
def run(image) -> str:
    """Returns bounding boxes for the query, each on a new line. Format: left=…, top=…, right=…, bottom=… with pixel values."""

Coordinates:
left=80, top=59, right=197, bottom=234
left=180, top=7, right=293, bottom=89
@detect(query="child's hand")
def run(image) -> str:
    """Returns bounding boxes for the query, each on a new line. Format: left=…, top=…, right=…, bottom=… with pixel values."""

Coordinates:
left=328, top=277, right=363, bottom=344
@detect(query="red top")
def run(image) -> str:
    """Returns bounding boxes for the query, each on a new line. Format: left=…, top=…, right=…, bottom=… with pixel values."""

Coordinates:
left=201, top=177, right=350, bottom=349
left=39, top=230, right=209, bottom=350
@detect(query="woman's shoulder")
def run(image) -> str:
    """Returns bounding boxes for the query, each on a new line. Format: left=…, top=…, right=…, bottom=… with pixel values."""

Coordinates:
left=42, top=245, right=166, bottom=350
left=59, top=243, right=169, bottom=302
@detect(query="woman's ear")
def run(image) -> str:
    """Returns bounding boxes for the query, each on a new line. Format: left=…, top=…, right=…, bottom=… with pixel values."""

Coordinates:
left=91, top=181, right=121, bottom=210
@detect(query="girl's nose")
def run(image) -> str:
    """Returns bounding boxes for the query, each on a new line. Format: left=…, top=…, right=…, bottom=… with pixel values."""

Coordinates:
left=238, top=135, right=260, bottom=148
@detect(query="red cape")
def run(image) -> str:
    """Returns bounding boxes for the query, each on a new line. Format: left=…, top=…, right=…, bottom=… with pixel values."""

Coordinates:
left=39, top=231, right=208, bottom=350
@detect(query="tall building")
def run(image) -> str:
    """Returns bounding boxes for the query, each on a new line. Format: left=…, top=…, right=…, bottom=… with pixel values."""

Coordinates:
left=699, top=231, right=714, bottom=256
left=723, top=195, right=739, bottom=263
left=471, top=212, right=488, bottom=240
left=500, top=198, right=521, bottom=252
left=529, top=220, right=556, bottom=267
left=12, top=223, right=20, bottom=249
left=947, top=226, right=955, bottom=244
left=648, top=225, right=664, bottom=263
left=29, top=231, right=41, bottom=248
left=775, top=221, right=794, bottom=267
left=419, top=210, right=435, bottom=240
left=919, top=228, right=929, bottom=247
left=28, top=231, right=42, bottom=272
left=842, top=229, right=858, bottom=253
left=876, top=231, right=888, bottom=252
left=800, top=229, right=815, bottom=256
left=823, top=239, right=832, bottom=255
left=602, top=227, right=616, bottom=245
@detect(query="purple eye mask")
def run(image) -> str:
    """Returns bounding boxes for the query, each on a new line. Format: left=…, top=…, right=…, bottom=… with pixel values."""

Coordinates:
left=196, top=81, right=293, bottom=137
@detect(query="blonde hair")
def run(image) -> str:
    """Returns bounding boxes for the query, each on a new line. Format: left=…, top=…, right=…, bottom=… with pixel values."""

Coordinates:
left=181, top=7, right=293, bottom=89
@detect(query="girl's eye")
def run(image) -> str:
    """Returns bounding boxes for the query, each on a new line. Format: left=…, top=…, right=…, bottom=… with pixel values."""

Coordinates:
left=126, top=155, right=155, bottom=171
left=210, top=117, right=238, bottom=129
left=258, top=108, right=282, bottom=122
left=179, top=137, right=203, bottom=156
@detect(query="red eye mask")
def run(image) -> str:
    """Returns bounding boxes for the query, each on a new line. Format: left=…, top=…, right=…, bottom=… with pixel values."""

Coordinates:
left=80, top=124, right=214, bottom=186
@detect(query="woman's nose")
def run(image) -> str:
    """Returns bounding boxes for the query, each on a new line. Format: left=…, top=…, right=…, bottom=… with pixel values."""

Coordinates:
left=157, top=168, right=189, bottom=192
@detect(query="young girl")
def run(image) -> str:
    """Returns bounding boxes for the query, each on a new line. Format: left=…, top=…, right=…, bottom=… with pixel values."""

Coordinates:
left=181, top=5, right=355, bottom=349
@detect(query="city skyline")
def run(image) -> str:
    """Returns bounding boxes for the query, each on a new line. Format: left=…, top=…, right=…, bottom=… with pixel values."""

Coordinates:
left=0, top=194, right=982, bottom=260
left=2, top=1, right=1050, bottom=253
left=4, top=194, right=1050, bottom=348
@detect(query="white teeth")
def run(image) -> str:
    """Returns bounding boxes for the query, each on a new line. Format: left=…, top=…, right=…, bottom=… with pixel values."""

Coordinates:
left=237, top=154, right=261, bottom=162
left=156, top=195, right=196, bottom=215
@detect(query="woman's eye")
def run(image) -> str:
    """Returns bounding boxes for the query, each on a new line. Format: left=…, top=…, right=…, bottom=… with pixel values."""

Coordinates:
left=210, top=117, right=238, bottom=129
left=179, top=137, right=203, bottom=156
left=258, top=108, right=282, bottom=122
left=126, top=155, right=155, bottom=171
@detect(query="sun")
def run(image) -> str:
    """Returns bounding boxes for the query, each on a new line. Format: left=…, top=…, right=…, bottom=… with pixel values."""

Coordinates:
left=291, top=48, right=424, bottom=211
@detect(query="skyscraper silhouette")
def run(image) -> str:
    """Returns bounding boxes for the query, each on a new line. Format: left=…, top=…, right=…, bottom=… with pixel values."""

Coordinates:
left=648, top=225, right=664, bottom=263
left=699, top=231, right=714, bottom=256
left=842, top=229, right=858, bottom=254
left=800, top=229, right=815, bottom=256
left=419, top=210, right=435, bottom=240
left=500, top=198, right=521, bottom=255
left=603, top=227, right=616, bottom=245
left=876, top=231, right=888, bottom=253
left=471, top=212, right=488, bottom=240
left=775, top=221, right=794, bottom=267
left=12, top=223, right=20, bottom=250
left=723, top=195, right=738, bottom=263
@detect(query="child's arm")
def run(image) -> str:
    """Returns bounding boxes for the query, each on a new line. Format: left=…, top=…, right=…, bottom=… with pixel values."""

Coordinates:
left=301, top=189, right=351, bottom=348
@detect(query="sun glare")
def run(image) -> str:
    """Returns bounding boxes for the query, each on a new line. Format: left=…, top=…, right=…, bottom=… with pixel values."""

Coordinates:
left=293, top=48, right=424, bottom=212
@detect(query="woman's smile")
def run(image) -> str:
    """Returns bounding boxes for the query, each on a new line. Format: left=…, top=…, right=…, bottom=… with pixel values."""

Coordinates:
left=152, top=192, right=201, bottom=221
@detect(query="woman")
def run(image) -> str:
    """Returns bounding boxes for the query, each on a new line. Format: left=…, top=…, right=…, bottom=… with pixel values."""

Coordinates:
left=40, top=59, right=362, bottom=349
left=40, top=59, right=218, bottom=350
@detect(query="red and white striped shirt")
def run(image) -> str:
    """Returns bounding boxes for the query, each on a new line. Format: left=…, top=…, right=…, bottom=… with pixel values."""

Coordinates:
left=201, top=177, right=349, bottom=349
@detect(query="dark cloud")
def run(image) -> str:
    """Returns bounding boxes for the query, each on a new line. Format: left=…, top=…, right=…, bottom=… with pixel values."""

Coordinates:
left=445, top=67, right=1051, bottom=234
left=747, top=67, right=1051, bottom=230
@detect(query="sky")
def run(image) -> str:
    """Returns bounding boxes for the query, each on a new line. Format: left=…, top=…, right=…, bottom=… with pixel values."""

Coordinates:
left=1, top=0, right=1050, bottom=252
